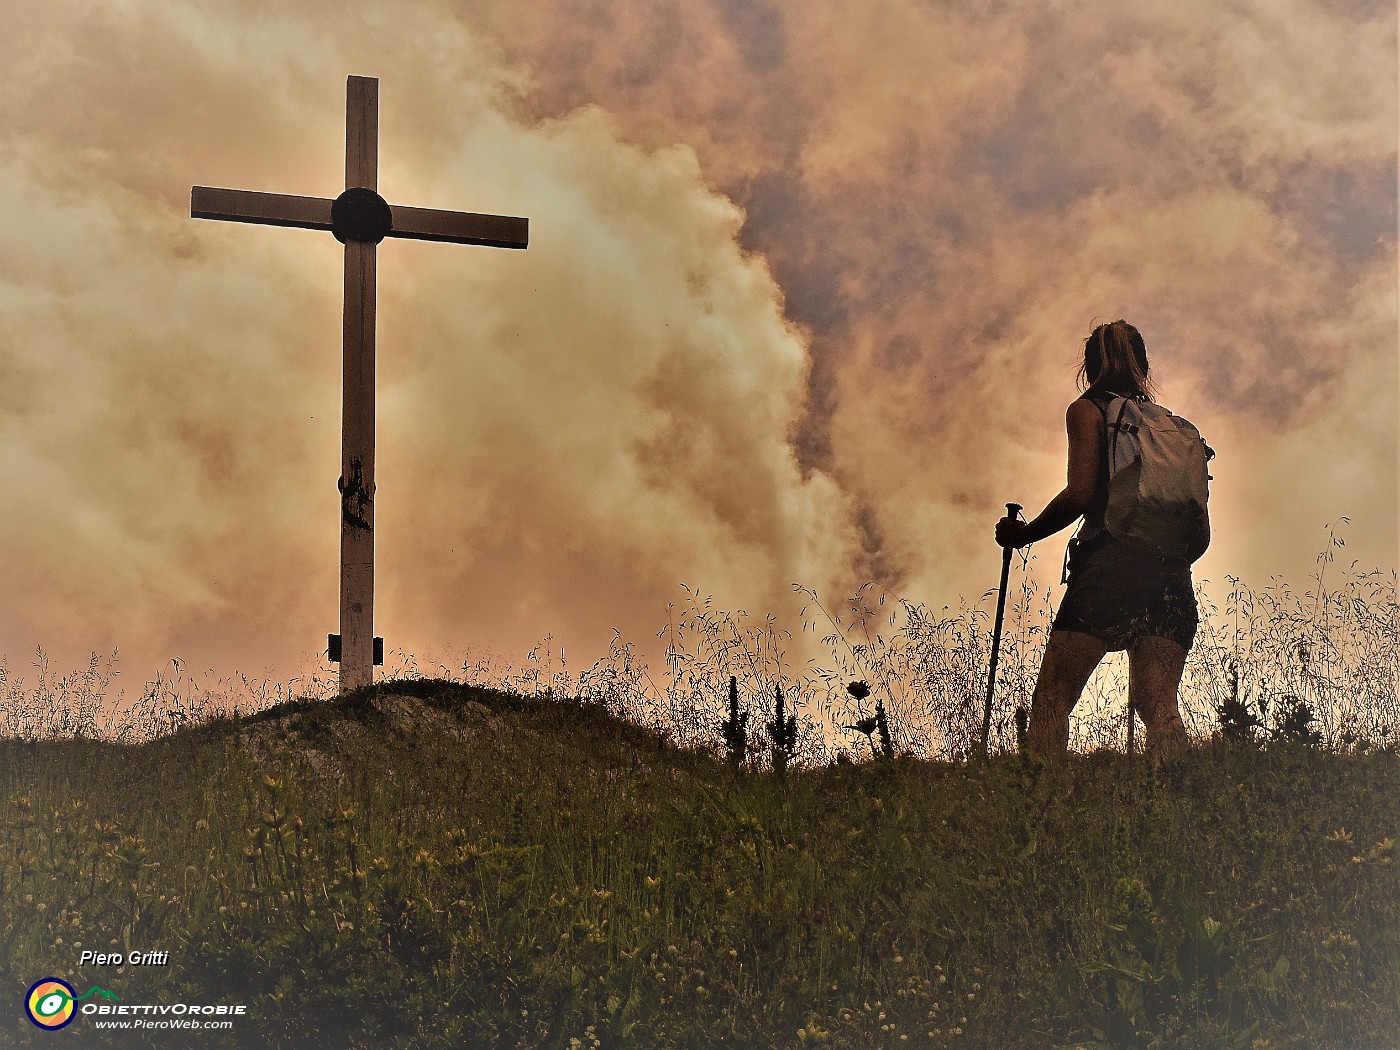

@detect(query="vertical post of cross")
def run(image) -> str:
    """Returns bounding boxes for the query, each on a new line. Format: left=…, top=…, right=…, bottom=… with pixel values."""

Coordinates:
left=339, top=75, right=379, bottom=693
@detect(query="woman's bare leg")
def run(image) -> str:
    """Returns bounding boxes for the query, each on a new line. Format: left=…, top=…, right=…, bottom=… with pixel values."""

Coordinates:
left=1128, top=636, right=1190, bottom=754
left=1027, top=630, right=1107, bottom=757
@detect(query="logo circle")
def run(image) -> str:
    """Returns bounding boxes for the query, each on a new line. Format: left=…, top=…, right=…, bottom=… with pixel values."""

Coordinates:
left=26, top=978, right=77, bottom=1030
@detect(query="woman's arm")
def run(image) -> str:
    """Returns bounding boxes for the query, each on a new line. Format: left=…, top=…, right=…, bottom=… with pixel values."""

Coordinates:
left=997, top=399, right=1102, bottom=548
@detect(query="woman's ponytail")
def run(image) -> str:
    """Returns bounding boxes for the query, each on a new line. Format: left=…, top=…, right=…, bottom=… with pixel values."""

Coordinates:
left=1079, top=319, right=1155, bottom=400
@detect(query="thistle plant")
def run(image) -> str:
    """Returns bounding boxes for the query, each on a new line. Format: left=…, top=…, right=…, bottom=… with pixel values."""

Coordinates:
left=1014, top=706, right=1030, bottom=753
left=767, top=683, right=798, bottom=773
left=1216, top=661, right=1262, bottom=745
left=842, top=681, right=893, bottom=760
left=719, top=675, right=749, bottom=768
left=1274, top=695, right=1323, bottom=746
left=874, top=701, right=894, bottom=760
left=843, top=681, right=878, bottom=760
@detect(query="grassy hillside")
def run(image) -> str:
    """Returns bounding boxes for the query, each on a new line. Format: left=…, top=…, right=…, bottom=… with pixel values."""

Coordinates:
left=2, top=679, right=1396, bottom=1048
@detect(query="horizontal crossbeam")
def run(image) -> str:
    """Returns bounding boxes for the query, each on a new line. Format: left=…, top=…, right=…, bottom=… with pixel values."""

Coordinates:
left=389, top=204, right=528, bottom=249
left=191, top=187, right=528, bottom=248
left=192, top=187, right=331, bottom=230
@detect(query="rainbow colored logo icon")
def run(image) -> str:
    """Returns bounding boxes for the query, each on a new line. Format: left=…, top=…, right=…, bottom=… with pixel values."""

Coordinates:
left=25, top=978, right=77, bottom=1030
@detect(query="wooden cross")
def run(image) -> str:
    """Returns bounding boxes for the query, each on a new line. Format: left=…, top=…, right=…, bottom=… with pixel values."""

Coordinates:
left=191, top=75, right=528, bottom=694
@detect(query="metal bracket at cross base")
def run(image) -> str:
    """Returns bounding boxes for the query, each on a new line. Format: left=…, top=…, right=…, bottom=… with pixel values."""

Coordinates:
left=328, top=634, right=384, bottom=667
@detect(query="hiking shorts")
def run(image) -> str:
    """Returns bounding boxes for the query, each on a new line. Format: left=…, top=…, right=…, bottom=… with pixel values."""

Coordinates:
left=1051, top=533, right=1199, bottom=652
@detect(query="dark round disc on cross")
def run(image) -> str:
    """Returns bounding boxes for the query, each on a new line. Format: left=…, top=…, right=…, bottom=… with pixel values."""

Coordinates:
left=331, top=187, right=393, bottom=244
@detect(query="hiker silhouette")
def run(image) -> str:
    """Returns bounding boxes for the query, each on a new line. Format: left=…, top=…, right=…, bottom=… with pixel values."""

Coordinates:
left=996, top=320, right=1212, bottom=758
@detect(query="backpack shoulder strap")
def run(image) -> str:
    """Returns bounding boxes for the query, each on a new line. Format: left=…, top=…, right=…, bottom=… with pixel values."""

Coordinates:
left=1079, top=392, right=1117, bottom=452
left=1080, top=391, right=1113, bottom=418
left=1103, top=397, right=1133, bottom=469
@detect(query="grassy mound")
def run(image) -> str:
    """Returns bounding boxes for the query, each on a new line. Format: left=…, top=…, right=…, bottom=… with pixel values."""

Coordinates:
left=2, top=679, right=1396, bottom=1048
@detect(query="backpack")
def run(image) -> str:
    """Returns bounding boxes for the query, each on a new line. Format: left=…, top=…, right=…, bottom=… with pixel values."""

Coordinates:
left=1084, top=395, right=1214, bottom=564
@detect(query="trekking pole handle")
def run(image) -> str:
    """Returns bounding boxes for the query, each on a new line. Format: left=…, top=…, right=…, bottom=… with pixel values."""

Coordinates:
left=1005, top=502, right=1023, bottom=520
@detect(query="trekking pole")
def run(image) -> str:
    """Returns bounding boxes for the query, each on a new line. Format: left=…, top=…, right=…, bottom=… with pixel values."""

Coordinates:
left=980, top=502, right=1023, bottom=760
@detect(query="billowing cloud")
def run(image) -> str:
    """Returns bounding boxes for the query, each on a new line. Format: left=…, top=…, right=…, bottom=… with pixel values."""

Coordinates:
left=475, top=0, right=1397, bottom=613
left=0, top=0, right=1393, bottom=698
left=0, top=0, right=867, bottom=685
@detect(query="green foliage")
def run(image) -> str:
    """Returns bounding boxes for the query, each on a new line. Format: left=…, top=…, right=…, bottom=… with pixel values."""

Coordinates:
left=1, top=686, right=1396, bottom=1048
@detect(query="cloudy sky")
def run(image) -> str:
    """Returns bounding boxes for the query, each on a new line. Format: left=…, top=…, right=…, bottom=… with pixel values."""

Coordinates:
left=1, top=0, right=1394, bottom=699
